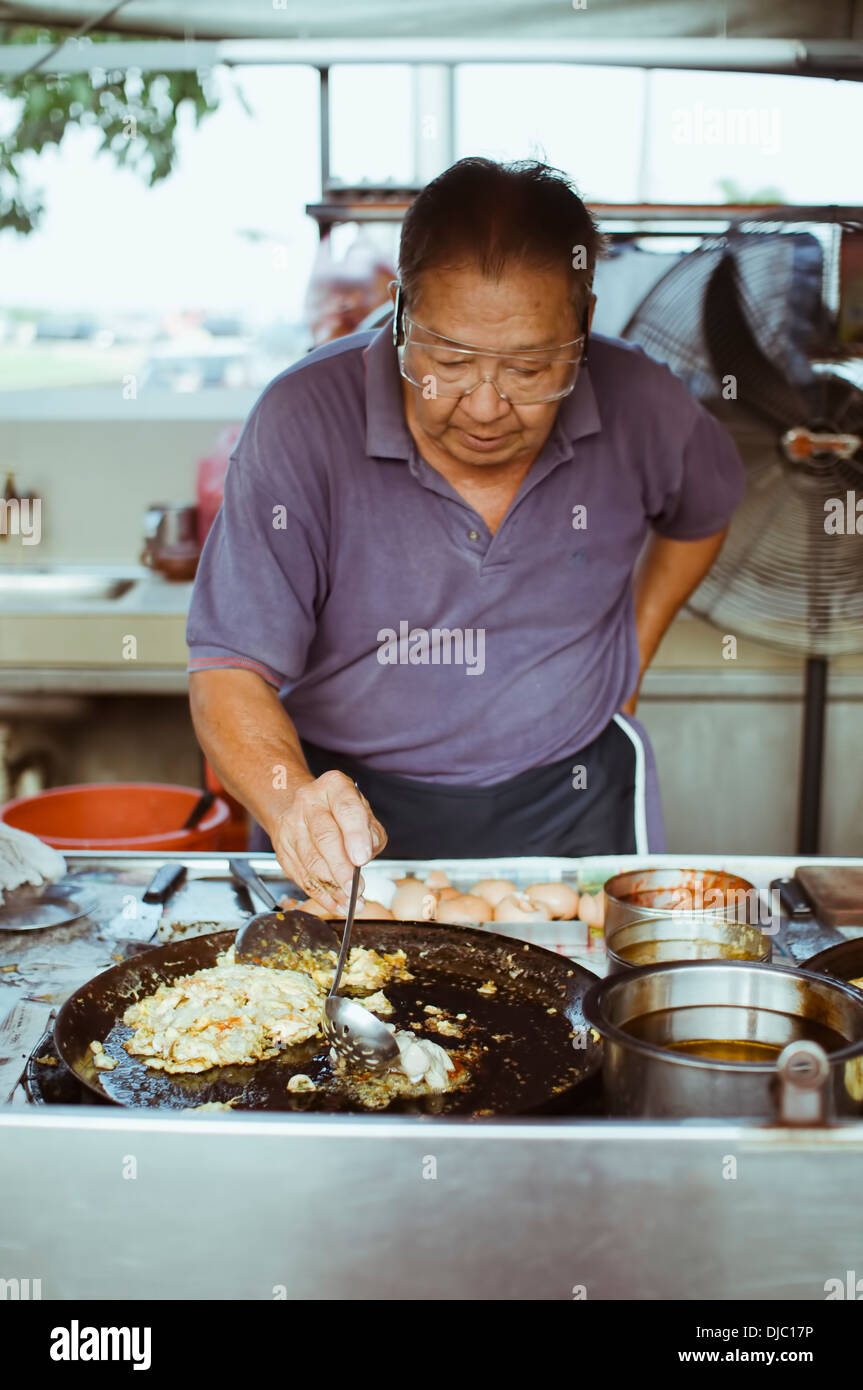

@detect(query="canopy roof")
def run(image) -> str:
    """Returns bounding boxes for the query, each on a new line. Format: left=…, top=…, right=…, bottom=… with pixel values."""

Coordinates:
left=1, top=0, right=861, bottom=43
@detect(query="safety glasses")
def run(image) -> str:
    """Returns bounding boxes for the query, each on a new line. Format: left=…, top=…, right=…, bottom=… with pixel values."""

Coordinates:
left=392, top=283, right=589, bottom=405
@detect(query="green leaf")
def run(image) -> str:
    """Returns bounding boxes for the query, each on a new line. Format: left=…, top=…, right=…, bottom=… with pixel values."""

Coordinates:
left=2, top=23, right=222, bottom=233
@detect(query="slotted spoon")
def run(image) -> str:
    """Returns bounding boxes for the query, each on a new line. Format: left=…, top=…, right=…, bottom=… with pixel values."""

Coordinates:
left=323, top=864, right=400, bottom=1073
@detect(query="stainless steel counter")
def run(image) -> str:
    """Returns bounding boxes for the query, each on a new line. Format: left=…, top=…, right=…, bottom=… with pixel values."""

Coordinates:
left=3, top=1108, right=863, bottom=1300
left=2, top=851, right=863, bottom=1300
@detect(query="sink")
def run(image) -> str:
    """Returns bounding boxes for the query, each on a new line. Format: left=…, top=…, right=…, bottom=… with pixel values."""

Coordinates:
left=0, top=566, right=143, bottom=610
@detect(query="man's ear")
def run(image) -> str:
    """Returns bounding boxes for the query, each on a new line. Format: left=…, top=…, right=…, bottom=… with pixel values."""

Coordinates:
left=587, top=292, right=596, bottom=333
left=388, top=279, right=399, bottom=306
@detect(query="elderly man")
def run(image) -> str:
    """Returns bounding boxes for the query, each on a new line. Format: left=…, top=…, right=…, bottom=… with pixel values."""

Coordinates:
left=187, top=158, right=744, bottom=914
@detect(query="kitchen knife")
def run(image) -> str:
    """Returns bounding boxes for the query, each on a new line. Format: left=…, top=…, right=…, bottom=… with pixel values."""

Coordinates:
left=111, top=862, right=188, bottom=945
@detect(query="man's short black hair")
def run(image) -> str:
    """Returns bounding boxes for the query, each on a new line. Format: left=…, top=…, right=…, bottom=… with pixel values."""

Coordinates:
left=398, top=157, right=604, bottom=323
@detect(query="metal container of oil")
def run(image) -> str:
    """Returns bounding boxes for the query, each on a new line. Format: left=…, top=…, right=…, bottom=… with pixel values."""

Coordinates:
left=583, top=959, right=863, bottom=1119
left=605, top=912, right=772, bottom=973
left=603, top=867, right=762, bottom=936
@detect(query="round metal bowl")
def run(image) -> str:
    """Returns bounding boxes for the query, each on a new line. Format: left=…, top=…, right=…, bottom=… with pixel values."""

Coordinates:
left=603, top=867, right=762, bottom=936
left=605, top=912, right=772, bottom=973
left=583, top=959, right=863, bottom=1119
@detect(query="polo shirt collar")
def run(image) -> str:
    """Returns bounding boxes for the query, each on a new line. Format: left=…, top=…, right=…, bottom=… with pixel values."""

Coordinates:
left=363, top=319, right=414, bottom=460
left=363, top=315, right=602, bottom=463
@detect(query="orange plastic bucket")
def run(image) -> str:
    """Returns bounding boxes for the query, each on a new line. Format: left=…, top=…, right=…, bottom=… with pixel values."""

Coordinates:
left=0, top=782, right=232, bottom=852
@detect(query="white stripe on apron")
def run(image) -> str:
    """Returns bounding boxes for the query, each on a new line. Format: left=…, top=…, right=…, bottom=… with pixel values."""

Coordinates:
left=612, top=712, right=649, bottom=856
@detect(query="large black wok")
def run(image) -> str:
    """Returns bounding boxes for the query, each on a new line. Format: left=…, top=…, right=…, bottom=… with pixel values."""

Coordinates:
left=54, top=922, right=602, bottom=1116
left=805, top=938, right=863, bottom=993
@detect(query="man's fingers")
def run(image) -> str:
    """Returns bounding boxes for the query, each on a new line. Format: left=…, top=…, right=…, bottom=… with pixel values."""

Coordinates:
left=303, top=801, right=361, bottom=898
left=280, top=818, right=343, bottom=914
left=356, top=792, right=388, bottom=858
left=324, top=778, right=379, bottom=866
left=270, top=772, right=384, bottom=913
left=369, top=816, right=388, bottom=855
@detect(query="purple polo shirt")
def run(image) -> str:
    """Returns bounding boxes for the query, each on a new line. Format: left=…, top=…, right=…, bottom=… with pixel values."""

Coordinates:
left=186, top=320, right=744, bottom=786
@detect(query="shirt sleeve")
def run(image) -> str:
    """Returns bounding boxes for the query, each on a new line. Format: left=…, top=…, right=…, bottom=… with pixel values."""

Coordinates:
left=646, top=398, right=746, bottom=541
left=186, top=392, right=328, bottom=691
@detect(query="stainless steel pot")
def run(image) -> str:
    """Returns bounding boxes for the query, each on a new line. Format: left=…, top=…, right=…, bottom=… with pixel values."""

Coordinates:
left=583, top=959, right=863, bottom=1120
left=605, top=912, right=771, bottom=973
left=604, top=867, right=762, bottom=936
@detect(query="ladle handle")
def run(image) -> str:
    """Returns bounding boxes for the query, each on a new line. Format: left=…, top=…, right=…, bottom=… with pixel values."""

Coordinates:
left=228, top=858, right=280, bottom=912
left=329, top=865, right=362, bottom=998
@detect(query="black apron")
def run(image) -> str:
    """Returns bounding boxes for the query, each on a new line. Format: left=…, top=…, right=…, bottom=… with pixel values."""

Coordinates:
left=249, top=718, right=641, bottom=859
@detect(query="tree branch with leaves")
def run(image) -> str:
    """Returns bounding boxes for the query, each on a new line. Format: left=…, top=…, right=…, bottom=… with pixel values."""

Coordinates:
left=0, top=23, right=233, bottom=235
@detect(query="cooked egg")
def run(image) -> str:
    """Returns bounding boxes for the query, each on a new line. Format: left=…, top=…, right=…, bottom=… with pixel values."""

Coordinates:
left=389, top=1029, right=455, bottom=1089
left=89, top=1040, right=118, bottom=1071
left=122, top=945, right=413, bottom=1076
left=182, top=1100, right=239, bottom=1112
left=360, top=989, right=394, bottom=1016
left=287, top=1074, right=317, bottom=1093
left=123, top=959, right=325, bottom=1073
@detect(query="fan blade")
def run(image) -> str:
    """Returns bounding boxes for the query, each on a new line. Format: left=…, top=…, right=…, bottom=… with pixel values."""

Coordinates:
left=703, top=254, right=811, bottom=432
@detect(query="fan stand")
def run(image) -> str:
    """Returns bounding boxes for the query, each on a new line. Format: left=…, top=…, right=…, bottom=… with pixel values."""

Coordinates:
left=797, top=656, right=828, bottom=854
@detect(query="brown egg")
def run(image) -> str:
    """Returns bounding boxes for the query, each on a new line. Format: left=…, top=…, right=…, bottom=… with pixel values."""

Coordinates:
left=425, top=870, right=452, bottom=889
left=470, top=878, right=518, bottom=908
left=391, top=879, right=431, bottom=921
left=525, top=882, right=580, bottom=920
left=298, top=898, right=335, bottom=919
left=437, top=886, right=461, bottom=901
left=577, top=890, right=606, bottom=929
left=355, top=900, right=393, bottom=921
left=297, top=896, right=394, bottom=921
left=434, top=893, right=494, bottom=926
left=494, top=893, right=547, bottom=923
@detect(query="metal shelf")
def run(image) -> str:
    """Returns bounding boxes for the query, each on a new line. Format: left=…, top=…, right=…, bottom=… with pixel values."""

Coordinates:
left=305, top=193, right=863, bottom=236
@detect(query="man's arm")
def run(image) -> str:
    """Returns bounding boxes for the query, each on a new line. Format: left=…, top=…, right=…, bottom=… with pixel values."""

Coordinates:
left=189, top=668, right=386, bottom=913
left=620, top=528, right=727, bottom=716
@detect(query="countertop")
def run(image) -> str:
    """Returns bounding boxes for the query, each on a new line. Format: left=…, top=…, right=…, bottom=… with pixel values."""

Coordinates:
left=3, top=851, right=863, bottom=1300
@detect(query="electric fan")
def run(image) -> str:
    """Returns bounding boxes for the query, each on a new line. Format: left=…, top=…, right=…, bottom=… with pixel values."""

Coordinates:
left=623, top=227, right=863, bottom=852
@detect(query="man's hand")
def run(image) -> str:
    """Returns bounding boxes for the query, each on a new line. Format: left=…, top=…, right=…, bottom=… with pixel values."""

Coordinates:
left=269, top=770, right=388, bottom=915
left=188, top=669, right=388, bottom=914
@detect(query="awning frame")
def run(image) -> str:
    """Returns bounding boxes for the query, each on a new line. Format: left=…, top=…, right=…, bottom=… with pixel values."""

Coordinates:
left=1, top=36, right=862, bottom=81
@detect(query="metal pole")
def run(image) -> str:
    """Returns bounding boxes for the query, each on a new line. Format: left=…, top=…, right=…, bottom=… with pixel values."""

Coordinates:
left=796, top=656, right=828, bottom=855
left=319, top=66, right=330, bottom=198
left=635, top=70, right=653, bottom=203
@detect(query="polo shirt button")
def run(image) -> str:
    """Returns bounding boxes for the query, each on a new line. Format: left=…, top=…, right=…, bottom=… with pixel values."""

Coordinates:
left=468, top=529, right=480, bottom=541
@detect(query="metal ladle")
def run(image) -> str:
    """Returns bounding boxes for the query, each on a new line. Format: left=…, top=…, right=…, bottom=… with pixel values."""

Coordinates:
left=230, top=858, right=339, bottom=965
left=323, top=864, right=400, bottom=1073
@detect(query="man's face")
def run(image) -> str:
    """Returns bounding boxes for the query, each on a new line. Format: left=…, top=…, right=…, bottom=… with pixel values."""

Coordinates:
left=398, top=263, right=590, bottom=470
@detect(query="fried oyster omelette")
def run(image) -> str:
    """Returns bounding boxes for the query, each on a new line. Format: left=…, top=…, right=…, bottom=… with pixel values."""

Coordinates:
left=123, top=955, right=325, bottom=1073
left=120, top=944, right=458, bottom=1099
